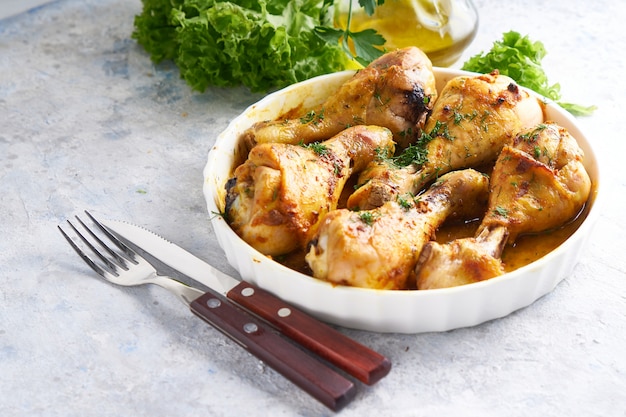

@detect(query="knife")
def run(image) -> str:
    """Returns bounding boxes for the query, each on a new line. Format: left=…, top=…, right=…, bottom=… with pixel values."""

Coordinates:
left=102, top=219, right=392, bottom=385
left=62, top=212, right=355, bottom=411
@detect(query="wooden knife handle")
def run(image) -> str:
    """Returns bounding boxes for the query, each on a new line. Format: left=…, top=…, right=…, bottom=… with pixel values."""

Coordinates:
left=227, top=282, right=392, bottom=385
left=189, top=292, right=356, bottom=411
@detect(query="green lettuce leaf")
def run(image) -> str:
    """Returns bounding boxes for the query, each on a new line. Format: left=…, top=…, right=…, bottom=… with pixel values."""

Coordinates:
left=133, top=0, right=349, bottom=92
left=462, top=31, right=596, bottom=116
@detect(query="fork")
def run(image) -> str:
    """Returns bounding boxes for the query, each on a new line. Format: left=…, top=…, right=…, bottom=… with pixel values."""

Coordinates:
left=58, top=212, right=356, bottom=411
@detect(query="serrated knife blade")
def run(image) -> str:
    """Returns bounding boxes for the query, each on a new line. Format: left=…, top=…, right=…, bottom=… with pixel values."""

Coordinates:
left=101, top=219, right=391, bottom=386
left=101, top=219, right=238, bottom=294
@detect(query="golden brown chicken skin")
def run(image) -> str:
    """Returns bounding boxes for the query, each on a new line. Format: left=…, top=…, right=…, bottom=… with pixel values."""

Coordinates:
left=478, top=121, right=591, bottom=240
left=414, top=122, right=592, bottom=290
left=225, top=125, right=395, bottom=257
left=305, top=169, right=489, bottom=290
left=241, top=47, right=437, bottom=149
left=348, top=70, right=545, bottom=210
left=414, top=227, right=508, bottom=290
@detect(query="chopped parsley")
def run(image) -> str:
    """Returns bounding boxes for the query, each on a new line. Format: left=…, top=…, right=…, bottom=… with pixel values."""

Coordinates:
left=494, top=206, right=509, bottom=217
left=300, top=109, right=325, bottom=125
left=358, top=211, right=379, bottom=226
left=375, top=146, right=394, bottom=160
left=453, top=108, right=478, bottom=125
left=301, top=141, right=330, bottom=156
left=396, top=195, right=412, bottom=210
left=392, top=120, right=452, bottom=167
left=518, top=123, right=548, bottom=143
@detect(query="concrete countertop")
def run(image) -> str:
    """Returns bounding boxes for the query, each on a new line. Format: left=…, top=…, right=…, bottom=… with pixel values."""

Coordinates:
left=1, top=0, right=624, bottom=416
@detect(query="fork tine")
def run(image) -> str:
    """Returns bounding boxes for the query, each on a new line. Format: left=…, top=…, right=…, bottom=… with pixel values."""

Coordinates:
left=59, top=212, right=137, bottom=280
left=58, top=222, right=110, bottom=278
left=67, top=218, right=124, bottom=273
left=74, top=214, right=130, bottom=270
left=84, top=210, right=136, bottom=260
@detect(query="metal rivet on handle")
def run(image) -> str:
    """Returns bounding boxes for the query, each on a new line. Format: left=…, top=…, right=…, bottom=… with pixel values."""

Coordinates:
left=277, top=307, right=291, bottom=318
left=241, top=287, right=255, bottom=297
left=206, top=298, right=221, bottom=308
left=243, top=323, right=258, bottom=334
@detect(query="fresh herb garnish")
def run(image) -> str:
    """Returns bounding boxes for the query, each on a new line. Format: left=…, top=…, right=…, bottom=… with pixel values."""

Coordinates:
left=453, top=108, right=478, bottom=125
left=518, top=123, right=547, bottom=143
left=302, top=141, right=330, bottom=156
left=210, top=210, right=229, bottom=222
left=462, top=31, right=596, bottom=116
left=375, top=146, right=394, bottom=160
left=392, top=142, right=429, bottom=168
left=392, top=120, right=451, bottom=167
left=314, top=0, right=387, bottom=67
left=358, top=211, right=379, bottom=225
left=396, top=195, right=412, bottom=210
left=300, top=109, right=325, bottom=125
left=494, top=206, right=509, bottom=217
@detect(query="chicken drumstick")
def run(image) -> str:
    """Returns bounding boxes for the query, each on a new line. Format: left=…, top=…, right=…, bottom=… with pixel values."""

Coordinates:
left=347, top=70, right=544, bottom=210
left=305, top=169, right=490, bottom=290
left=225, top=125, right=395, bottom=257
left=415, top=122, right=592, bottom=290
left=241, top=47, right=437, bottom=150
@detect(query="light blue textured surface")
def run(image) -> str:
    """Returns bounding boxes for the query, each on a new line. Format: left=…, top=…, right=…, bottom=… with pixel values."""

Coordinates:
left=1, top=0, right=625, bottom=416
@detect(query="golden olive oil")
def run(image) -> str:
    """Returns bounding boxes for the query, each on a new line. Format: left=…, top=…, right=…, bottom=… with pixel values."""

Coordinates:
left=335, top=0, right=479, bottom=67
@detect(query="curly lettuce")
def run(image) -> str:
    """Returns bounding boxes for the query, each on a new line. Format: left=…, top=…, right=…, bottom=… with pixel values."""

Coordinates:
left=133, top=0, right=350, bottom=92
left=462, top=31, right=596, bottom=116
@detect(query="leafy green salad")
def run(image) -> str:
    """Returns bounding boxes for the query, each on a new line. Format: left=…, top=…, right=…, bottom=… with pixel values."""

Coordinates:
left=133, top=0, right=385, bottom=92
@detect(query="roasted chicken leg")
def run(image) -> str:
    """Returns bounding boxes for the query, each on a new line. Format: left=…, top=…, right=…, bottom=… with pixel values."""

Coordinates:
left=415, top=122, right=592, bottom=290
left=225, top=125, right=395, bottom=257
left=241, top=47, right=437, bottom=149
left=305, top=169, right=489, bottom=290
left=478, top=122, right=591, bottom=240
left=347, top=70, right=545, bottom=210
left=414, top=227, right=509, bottom=290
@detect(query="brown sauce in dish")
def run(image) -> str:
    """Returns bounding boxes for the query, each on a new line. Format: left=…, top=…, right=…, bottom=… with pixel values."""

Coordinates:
left=434, top=194, right=592, bottom=273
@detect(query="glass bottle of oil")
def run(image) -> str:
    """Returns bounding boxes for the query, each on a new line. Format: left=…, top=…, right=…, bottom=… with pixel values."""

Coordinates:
left=334, top=0, right=479, bottom=67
